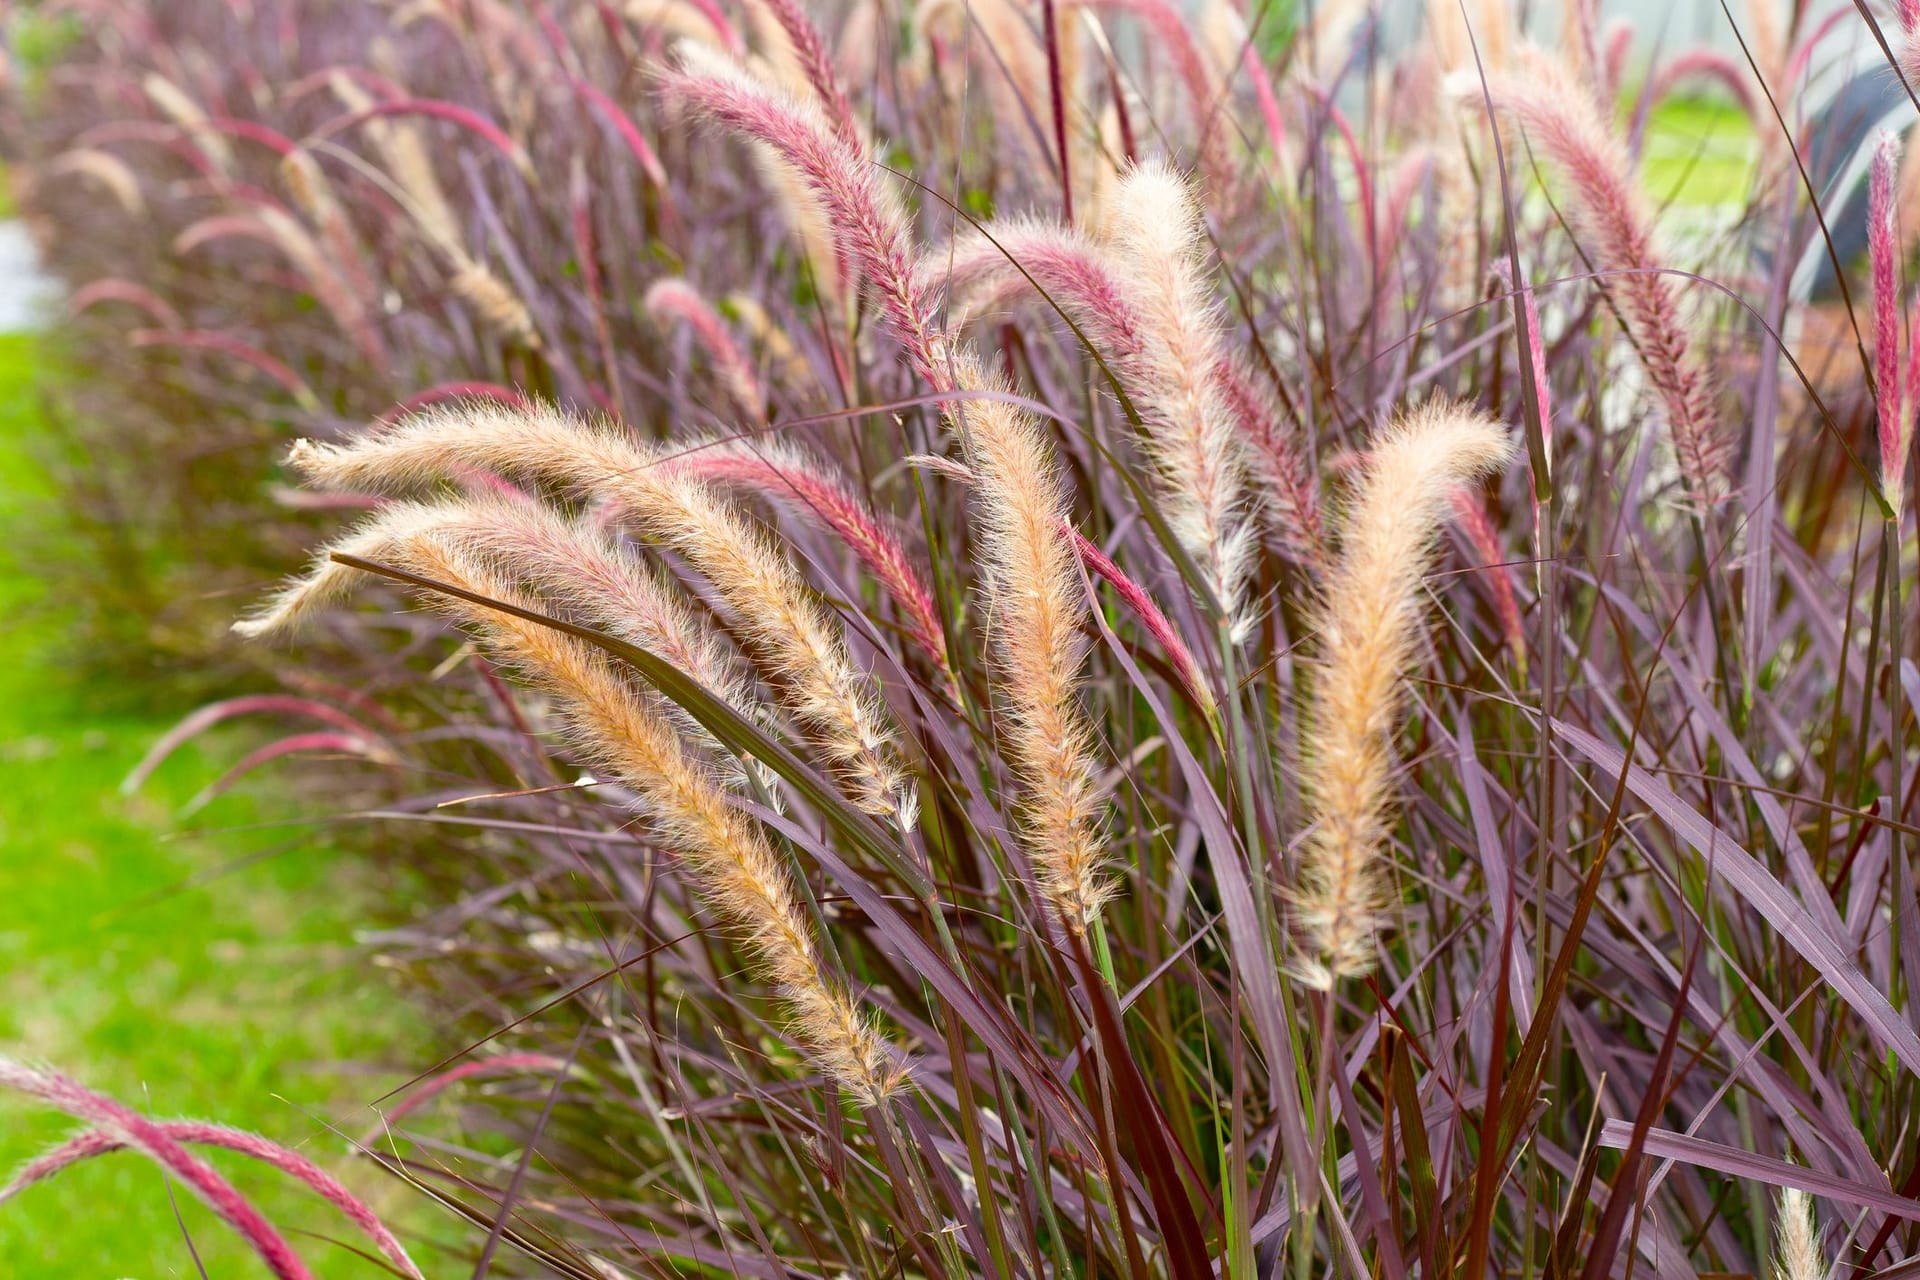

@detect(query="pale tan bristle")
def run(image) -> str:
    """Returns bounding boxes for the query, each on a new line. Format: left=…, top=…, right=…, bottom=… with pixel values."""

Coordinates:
left=1294, top=401, right=1514, bottom=987
left=724, top=292, right=817, bottom=397
left=448, top=261, right=540, bottom=348
left=286, top=405, right=916, bottom=829
left=626, top=0, right=734, bottom=48
left=948, top=351, right=1110, bottom=932
left=277, top=149, right=336, bottom=224
left=329, top=71, right=467, bottom=261
left=1774, top=1187, right=1826, bottom=1280
left=142, top=72, right=236, bottom=174
left=47, top=149, right=146, bottom=218
left=239, top=497, right=780, bottom=793
left=265, top=530, right=897, bottom=1101
left=1106, top=160, right=1258, bottom=642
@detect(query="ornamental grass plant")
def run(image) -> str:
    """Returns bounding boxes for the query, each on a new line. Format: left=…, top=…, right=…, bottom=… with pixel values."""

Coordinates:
left=9, top=0, right=1920, bottom=1276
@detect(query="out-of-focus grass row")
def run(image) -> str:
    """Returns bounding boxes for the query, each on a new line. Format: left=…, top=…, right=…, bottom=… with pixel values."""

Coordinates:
left=0, top=333, right=448, bottom=1276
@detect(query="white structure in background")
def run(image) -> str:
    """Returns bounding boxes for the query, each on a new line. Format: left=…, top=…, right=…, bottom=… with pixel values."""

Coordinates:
left=0, top=223, right=56, bottom=332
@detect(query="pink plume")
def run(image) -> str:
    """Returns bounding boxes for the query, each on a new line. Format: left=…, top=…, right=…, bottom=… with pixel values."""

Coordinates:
left=1647, top=49, right=1758, bottom=121
left=361, top=1053, right=569, bottom=1141
left=662, top=54, right=940, bottom=388
left=0, top=1059, right=318, bottom=1280
left=930, top=227, right=1322, bottom=559
left=1871, top=130, right=1911, bottom=509
left=128, top=328, right=319, bottom=410
left=1486, top=55, right=1727, bottom=504
left=754, top=0, right=863, bottom=152
left=645, top=278, right=765, bottom=418
left=663, top=442, right=956, bottom=690
left=124, top=694, right=391, bottom=793
left=570, top=78, right=669, bottom=189
left=329, top=98, right=534, bottom=179
left=1450, top=489, right=1527, bottom=665
left=68, top=278, right=182, bottom=329
left=3, top=1121, right=422, bottom=1279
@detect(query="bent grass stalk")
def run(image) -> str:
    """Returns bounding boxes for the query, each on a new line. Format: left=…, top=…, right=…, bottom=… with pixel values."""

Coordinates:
left=2, top=1120, right=420, bottom=1279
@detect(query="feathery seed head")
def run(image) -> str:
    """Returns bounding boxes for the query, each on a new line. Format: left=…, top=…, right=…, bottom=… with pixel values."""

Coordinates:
left=1294, top=401, right=1515, bottom=987
left=412, top=538, right=902, bottom=1101
left=948, top=353, right=1111, bottom=932
left=448, top=260, right=540, bottom=348
left=663, top=41, right=935, bottom=367
left=47, top=149, right=147, bottom=217
left=142, top=72, right=236, bottom=174
left=1774, top=1187, right=1826, bottom=1280
left=1481, top=49, right=1727, bottom=505
left=284, top=405, right=917, bottom=829
left=238, top=529, right=899, bottom=1101
left=666, top=48, right=1106, bottom=927
left=1108, top=159, right=1259, bottom=640
left=0, top=1058, right=323, bottom=1280
left=240, top=496, right=779, bottom=792
left=925, top=218, right=1321, bottom=566
left=1871, top=130, right=1911, bottom=514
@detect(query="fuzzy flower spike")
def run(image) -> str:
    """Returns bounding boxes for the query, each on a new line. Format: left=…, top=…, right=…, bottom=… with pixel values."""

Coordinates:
left=663, top=36, right=1113, bottom=933
left=1773, top=1187, right=1827, bottom=1280
left=279, top=404, right=918, bottom=831
left=1480, top=49, right=1727, bottom=505
left=1101, top=160, right=1258, bottom=641
left=1870, top=129, right=1916, bottom=514
left=1294, top=401, right=1515, bottom=987
left=239, top=531, right=901, bottom=1102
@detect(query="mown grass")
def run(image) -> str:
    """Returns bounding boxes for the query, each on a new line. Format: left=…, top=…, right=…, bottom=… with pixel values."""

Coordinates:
left=0, top=332, right=449, bottom=1276
left=1642, top=93, right=1759, bottom=207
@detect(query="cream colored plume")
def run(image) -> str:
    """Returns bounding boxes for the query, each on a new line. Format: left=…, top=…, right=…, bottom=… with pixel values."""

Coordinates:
left=281, top=405, right=917, bottom=830
left=1295, top=401, right=1514, bottom=987
left=329, top=72, right=538, bottom=346
left=1107, top=159, right=1257, bottom=642
left=1774, top=1188, right=1827, bottom=1280
left=949, top=351, right=1110, bottom=932
left=241, top=526, right=897, bottom=1101
left=235, top=496, right=778, bottom=793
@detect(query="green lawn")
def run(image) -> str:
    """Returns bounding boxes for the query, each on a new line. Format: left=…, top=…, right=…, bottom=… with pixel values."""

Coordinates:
left=1642, top=94, right=1759, bottom=209
left=0, top=334, right=452, bottom=1275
